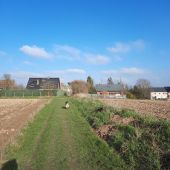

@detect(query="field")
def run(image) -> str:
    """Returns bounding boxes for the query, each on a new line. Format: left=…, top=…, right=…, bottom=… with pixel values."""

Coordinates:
left=0, top=99, right=49, bottom=152
left=2, top=98, right=123, bottom=170
left=1, top=97, right=170, bottom=169
left=101, top=99, right=170, bottom=120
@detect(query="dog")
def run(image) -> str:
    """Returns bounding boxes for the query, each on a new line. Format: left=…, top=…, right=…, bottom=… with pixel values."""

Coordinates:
left=65, top=101, right=70, bottom=109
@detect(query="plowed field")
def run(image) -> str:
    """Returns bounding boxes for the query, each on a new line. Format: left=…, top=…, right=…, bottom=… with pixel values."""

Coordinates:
left=101, top=99, right=170, bottom=120
left=0, top=99, right=49, bottom=150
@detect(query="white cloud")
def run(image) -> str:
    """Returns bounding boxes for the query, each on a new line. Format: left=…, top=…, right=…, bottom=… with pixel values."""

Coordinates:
left=54, top=45, right=111, bottom=65
left=54, top=45, right=81, bottom=60
left=120, top=67, right=145, bottom=74
left=108, top=43, right=130, bottom=53
left=50, top=69, right=86, bottom=75
left=65, top=69, right=86, bottom=74
left=102, top=67, right=145, bottom=75
left=23, top=61, right=34, bottom=66
left=20, top=45, right=52, bottom=59
left=108, top=39, right=145, bottom=53
left=85, top=54, right=110, bottom=65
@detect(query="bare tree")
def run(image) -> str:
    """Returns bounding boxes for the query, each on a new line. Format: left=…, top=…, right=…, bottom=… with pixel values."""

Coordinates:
left=3, top=74, right=11, bottom=80
left=70, top=80, right=88, bottom=94
left=135, top=79, right=151, bottom=99
left=107, top=77, right=114, bottom=85
left=2, top=74, right=16, bottom=89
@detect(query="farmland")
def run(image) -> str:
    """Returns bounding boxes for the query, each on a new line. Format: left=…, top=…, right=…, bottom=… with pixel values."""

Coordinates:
left=0, top=99, right=49, bottom=151
left=1, top=97, right=170, bottom=169
left=74, top=98, right=170, bottom=169
left=101, top=99, right=170, bottom=120
left=2, top=98, right=123, bottom=170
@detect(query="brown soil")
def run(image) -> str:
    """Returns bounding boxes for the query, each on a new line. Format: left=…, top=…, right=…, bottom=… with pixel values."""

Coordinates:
left=0, top=99, right=49, bottom=152
left=96, top=115, right=134, bottom=140
left=101, top=99, right=170, bottom=120
left=111, top=114, right=134, bottom=125
left=95, top=125, right=116, bottom=140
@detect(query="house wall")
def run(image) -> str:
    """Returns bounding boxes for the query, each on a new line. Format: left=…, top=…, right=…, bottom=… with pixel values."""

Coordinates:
left=97, top=91, right=121, bottom=96
left=150, top=92, right=168, bottom=100
left=168, top=92, right=170, bottom=99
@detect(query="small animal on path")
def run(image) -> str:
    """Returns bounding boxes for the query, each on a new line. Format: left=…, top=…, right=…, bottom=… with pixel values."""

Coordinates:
left=65, top=101, right=70, bottom=109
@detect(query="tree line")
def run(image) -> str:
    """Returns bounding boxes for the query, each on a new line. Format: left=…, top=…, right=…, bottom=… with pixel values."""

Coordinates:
left=70, top=76, right=151, bottom=99
left=1, top=73, right=151, bottom=99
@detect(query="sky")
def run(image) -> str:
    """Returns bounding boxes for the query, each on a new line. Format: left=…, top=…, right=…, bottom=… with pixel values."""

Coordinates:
left=0, top=0, right=170, bottom=86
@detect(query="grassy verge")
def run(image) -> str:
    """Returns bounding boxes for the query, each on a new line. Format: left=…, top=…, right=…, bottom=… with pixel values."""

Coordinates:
left=4, top=97, right=124, bottom=170
left=72, top=98, right=170, bottom=170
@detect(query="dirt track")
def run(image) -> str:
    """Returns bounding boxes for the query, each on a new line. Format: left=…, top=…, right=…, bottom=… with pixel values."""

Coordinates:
left=0, top=99, right=49, bottom=151
left=101, top=99, right=170, bottom=120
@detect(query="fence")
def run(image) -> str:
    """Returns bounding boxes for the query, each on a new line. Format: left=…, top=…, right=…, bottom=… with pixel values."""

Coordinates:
left=88, top=94, right=126, bottom=99
left=0, top=89, right=65, bottom=97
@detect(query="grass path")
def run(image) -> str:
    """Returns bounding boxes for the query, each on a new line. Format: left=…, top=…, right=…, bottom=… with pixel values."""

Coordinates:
left=5, top=98, right=124, bottom=170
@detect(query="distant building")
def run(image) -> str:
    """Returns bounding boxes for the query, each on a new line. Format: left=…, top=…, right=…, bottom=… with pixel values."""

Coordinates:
left=95, top=83, right=126, bottom=98
left=0, top=80, right=15, bottom=90
left=150, top=87, right=170, bottom=100
left=60, top=83, right=72, bottom=95
left=26, top=78, right=60, bottom=90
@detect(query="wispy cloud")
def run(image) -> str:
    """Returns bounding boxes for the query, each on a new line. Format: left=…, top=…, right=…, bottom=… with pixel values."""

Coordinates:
left=50, top=68, right=86, bottom=74
left=54, top=45, right=81, bottom=60
left=108, top=39, right=145, bottom=53
left=120, top=67, right=145, bottom=74
left=102, top=67, right=145, bottom=75
left=85, top=54, right=110, bottom=65
left=23, top=61, right=34, bottom=66
left=53, top=44, right=111, bottom=65
left=20, top=45, right=52, bottom=59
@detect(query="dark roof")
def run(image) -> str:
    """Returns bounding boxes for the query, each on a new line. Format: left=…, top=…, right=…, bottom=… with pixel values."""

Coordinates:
left=165, top=87, right=170, bottom=92
left=95, top=84, right=123, bottom=92
left=26, top=78, right=60, bottom=89
left=150, top=87, right=167, bottom=92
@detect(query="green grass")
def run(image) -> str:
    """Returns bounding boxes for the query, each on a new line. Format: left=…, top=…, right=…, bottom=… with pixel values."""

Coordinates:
left=72, top=98, right=170, bottom=170
left=5, top=98, right=124, bottom=170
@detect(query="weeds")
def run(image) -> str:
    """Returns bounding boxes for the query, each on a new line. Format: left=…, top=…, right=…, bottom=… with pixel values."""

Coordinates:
left=73, top=98, right=170, bottom=170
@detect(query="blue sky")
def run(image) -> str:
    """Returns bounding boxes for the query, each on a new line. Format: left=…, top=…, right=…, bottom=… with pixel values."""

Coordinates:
left=0, top=0, right=170, bottom=86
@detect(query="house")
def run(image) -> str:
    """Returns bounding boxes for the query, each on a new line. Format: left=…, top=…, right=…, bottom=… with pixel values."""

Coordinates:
left=0, top=80, right=15, bottom=90
left=26, top=78, right=60, bottom=90
left=60, top=83, right=72, bottom=95
left=150, top=87, right=170, bottom=100
left=95, top=83, right=126, bottom=98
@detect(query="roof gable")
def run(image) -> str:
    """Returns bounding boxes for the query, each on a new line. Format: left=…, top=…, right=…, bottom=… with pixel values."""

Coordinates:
left=95, top=84, right=123, bottom=92
left=151, top=87, right=167, bottom=92
left=26, top=78, right=60, bottom=89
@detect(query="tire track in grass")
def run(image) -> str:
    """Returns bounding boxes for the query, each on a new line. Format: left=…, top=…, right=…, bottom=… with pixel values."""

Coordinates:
left=24, top=105, right=54, bottom=170
left=6, top=98, right=124, bottom=170
left=6, top=98, right=55, bottom=170
left=43, top=98, right=79, bottom=170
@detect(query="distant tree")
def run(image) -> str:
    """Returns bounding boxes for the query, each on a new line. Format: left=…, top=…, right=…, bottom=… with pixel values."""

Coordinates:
left=87, top=76, right=96, bottom=94
left=126, top=91, right=136, bottom=99
left=107, top=77, right=114, bottom=85
left=2, top=74, right=16, bottom=89
left=130, top=79, right=151, bottom=99
left=70, top=80, right=88, bottom=94
left=3, top=74, right=11, bottom=80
